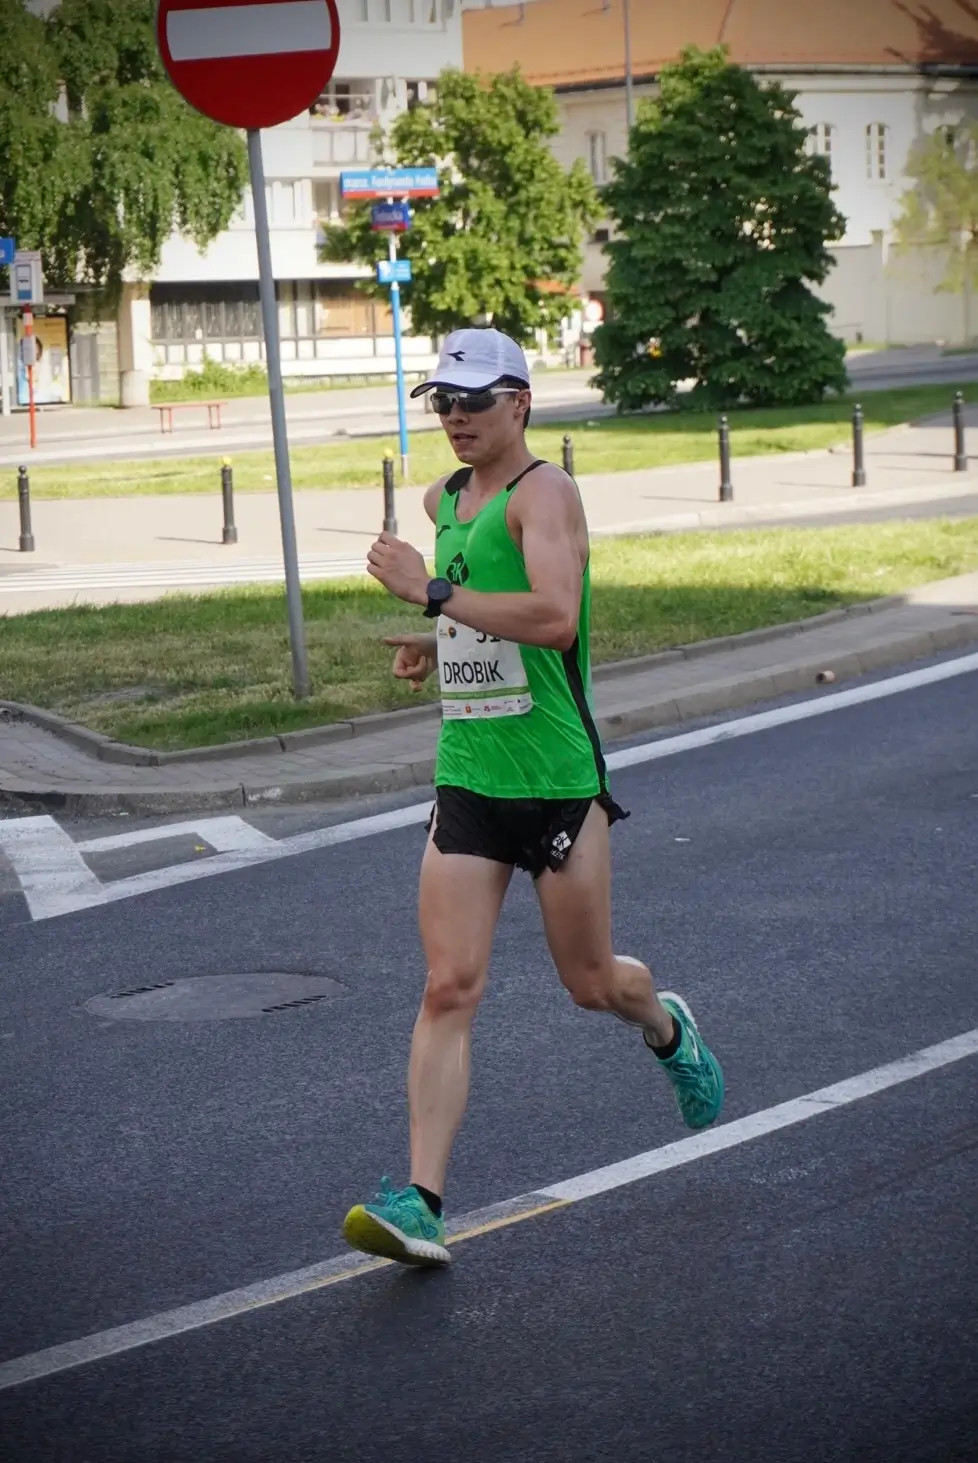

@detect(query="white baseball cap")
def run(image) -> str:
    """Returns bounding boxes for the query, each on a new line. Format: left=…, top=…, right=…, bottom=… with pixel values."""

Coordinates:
left=410, top=327, right=530, bottom=398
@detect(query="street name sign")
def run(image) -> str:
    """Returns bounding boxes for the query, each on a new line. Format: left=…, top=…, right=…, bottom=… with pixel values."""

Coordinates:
left=371, top=202, right=411, bottom=232
left=340, top=168, right=438, bottom=199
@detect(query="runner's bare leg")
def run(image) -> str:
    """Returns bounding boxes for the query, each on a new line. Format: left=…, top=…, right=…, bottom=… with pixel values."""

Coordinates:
left=534, top=802, right=675, bottom=1040
left=408, top=836, right=512, bottom=1196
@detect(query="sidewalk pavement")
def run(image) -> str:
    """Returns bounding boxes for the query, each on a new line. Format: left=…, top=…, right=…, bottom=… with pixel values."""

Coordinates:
left=0, top=371, right=601, bottom=467
left=1, top=412, right=976, bottom=616
left=2, top=572, right=976, bottom=816
left=0, top=346, right=974, bottom=467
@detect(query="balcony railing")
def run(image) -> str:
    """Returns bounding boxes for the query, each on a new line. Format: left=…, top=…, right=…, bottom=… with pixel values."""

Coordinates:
left=311, top=123, right=375, bottom=166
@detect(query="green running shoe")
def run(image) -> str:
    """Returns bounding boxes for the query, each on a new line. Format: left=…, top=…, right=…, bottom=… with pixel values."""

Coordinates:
left=342, top=1178, right=450, bottom=1267
left=650, top=993, right=724, bottom=1130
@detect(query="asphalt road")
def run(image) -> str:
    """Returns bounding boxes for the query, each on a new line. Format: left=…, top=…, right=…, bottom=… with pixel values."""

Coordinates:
left=1, top=658, right=976, bottom=1461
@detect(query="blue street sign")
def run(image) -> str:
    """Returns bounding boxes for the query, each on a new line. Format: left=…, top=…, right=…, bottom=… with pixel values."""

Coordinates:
left=377, top=259, right=412, bottom=284
left=341, top=168, right=438, bottom=199
left=0, top=238, right=15, bottom=267
left=371, top=201, right=411, bottom=232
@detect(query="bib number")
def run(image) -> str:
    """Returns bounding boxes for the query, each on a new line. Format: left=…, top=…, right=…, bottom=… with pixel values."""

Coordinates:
left=437, top=618, right=532, bottom=719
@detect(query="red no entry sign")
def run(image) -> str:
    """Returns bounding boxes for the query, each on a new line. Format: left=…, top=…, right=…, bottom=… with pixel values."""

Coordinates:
left=156, top=0, right=341, bottom=131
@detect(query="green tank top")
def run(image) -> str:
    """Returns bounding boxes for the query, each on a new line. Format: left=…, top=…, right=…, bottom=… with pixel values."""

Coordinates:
left=432, top=461, right=608, bottom=801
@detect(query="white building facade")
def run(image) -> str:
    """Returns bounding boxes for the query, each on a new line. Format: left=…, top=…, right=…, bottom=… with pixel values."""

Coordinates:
left=119, top=0, right=463, bottom=403
left=551, top=68, right=978, bottom=348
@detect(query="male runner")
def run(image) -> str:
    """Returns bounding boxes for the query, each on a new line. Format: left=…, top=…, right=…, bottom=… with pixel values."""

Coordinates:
left=342, top=327, right=723, bottom=1266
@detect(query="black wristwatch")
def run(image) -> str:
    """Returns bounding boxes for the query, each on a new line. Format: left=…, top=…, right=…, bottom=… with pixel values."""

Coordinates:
left=423, top=577, right=454, bottom=619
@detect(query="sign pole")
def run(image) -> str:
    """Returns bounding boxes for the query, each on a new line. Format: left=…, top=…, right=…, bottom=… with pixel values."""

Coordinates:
left=247, top=127, right=310, bottom=700
left=0, top=311, right=10, bottom=419
left=23, top=307, right=36, bottom=449
left=387, top=220, right=410, bottom=484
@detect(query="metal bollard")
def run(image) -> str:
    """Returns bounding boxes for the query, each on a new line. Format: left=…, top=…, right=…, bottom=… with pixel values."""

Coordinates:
left=382, top=451, right=397, bottom=535
left=851, top=403, right=867, bottom=487
left=718, top=416, right=733, bottom=502
left=17, top=465, right=34, bottom=552
left=220, top=458, right=237, bottom=545
left=953, top=391, right=967, bottom=472
left=562, top=433, right=575, bottom=478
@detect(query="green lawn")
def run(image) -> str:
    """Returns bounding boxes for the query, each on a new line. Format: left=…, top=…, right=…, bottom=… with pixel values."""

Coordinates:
left=2, top=517, right=975, bottom=751
left=2, top=382, right=971, bottom=501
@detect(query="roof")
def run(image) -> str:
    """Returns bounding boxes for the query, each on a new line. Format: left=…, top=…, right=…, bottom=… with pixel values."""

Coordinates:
left=461, top=0, right=978, bottom=88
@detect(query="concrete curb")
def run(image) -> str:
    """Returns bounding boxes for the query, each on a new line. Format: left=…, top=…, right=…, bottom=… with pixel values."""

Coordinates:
left=591, top=476, right=977, bottom=540
left=0, top=697, right=439, bottom=766
left=3, top=608, right=977, bottom=817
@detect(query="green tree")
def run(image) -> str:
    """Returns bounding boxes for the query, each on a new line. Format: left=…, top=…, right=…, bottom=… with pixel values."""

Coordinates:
left=893, top=122, right=978, bottom=340
left=0, top=0, right=247, bottom=292
left=593, top=46, right=847, bottom=412
left=319, top=67, right=599, bottom=344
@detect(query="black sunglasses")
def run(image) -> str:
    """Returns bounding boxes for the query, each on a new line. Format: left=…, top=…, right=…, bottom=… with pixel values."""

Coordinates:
left=429, top=386, right=522, bottom=416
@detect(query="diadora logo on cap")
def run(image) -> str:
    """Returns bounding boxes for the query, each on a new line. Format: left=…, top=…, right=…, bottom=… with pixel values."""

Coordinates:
left=447, top=350, right=465, bottom=362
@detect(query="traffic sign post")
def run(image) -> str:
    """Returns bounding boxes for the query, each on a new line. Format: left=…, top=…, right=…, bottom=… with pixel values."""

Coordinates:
left=155, top=0, right=340, bottom=130
left=342, top=168, right=440, bottom=487
left=387, top=230, right=410, bottom=484
left=21, top=308, right=36, bottom=450
left=156, top=0, right=342, bottom=701
left=0, top=239, right=14, bottom=419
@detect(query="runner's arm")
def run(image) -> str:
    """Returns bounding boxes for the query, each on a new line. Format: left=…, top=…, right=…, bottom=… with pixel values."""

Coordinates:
left=423, top=478, right=447, bottom=524
left=430, top=473, right=583, bottom=651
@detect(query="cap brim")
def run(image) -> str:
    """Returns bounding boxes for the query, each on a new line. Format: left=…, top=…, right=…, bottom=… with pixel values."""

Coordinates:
left=409, top=369, right=528, bottom=399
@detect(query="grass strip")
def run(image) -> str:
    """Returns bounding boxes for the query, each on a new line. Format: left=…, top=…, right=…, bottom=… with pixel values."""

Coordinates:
left=1, top=518, right=975, bottom=752
left=2, top=383, right=971, bottom=501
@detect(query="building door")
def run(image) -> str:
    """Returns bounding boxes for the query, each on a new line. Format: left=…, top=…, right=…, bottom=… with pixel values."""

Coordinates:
left=69, top=326, right=101, bottom=404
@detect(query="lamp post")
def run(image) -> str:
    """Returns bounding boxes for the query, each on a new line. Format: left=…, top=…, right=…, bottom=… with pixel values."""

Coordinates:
left=623, top=0, right=633, bottom=132
left=603, top=0, right=634, bottom=134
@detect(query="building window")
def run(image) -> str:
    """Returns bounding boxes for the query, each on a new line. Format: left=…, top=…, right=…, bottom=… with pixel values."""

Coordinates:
left=271, top=181, right=297, bottom=227
left=150, top=283, right=261, bottom=343
left=586, top=130, right=607, bottom=185
left=866, top=123, right=888, bottom=181
left=807, top=123, right=835, bottom=164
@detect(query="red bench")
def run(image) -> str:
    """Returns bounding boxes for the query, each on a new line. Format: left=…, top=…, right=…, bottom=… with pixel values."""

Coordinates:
left=153, top=400, right=228, bottom=433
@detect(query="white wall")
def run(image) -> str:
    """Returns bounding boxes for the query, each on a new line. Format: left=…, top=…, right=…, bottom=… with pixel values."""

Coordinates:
left=788, top=73, right=978, bottom=246
left=551, top=71, right=978, bottom=344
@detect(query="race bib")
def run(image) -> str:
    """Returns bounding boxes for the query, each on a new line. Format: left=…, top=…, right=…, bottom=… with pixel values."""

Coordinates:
left=437, top=617, right=533, bottom=719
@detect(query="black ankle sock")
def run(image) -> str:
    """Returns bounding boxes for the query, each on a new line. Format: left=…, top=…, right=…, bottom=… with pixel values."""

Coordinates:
left=646, top=1016, right=680, bottom=1061
left=412, top=1184, right=442, bottom=1218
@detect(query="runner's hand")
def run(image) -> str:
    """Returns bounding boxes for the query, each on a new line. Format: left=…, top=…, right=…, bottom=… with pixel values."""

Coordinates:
left=384, top=635, right=436, bottom=692
left=367, top=533, right=429, bottom=605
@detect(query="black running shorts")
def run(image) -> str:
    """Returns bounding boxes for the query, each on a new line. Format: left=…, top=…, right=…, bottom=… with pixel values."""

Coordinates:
left=428, top=785, right=629, bottom=878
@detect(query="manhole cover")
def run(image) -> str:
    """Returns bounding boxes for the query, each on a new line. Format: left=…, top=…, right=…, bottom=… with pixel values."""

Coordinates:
left=85, top=972, right=344, bottom=1022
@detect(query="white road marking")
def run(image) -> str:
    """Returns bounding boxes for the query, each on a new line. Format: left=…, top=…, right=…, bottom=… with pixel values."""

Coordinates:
left=606, top=650, right=978, bottom=771
left=1, top=1024, right=975, bottom=1391
left=2, top=652, right=976, bottom=922
left=0, top=555, right=411, bottom=596
left=76, top=815, right=276, bottom=856
left=0, top=816, right=107, bottom=920
left=167, top=1, right=332, bottom=62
